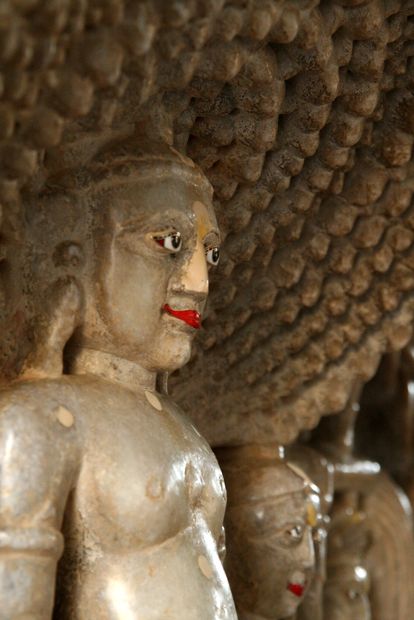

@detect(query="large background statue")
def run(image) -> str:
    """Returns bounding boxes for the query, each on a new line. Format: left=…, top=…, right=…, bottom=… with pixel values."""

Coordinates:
left=323, top=510, right=371, bottom=620
left=0, top=139, right=236, bottom=619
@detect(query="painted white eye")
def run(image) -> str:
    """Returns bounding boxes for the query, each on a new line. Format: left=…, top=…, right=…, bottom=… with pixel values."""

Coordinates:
left=287, top=525, right=303, bottom=542
left=154, top=232, right=182, bottom=253
left=206, top=246, right=220, bottom=266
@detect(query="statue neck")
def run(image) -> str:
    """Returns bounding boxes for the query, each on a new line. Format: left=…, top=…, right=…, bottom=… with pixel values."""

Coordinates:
left=67, top=347, right=157, bottom=393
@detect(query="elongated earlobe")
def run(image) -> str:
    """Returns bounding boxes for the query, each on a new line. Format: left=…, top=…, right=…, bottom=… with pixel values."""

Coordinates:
left=20, top=277, right=83, bottom=380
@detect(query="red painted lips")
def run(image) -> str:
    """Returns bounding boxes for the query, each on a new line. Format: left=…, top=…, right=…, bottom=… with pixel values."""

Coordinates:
left=287, top=583, right=305, bottom=598
left=163, top=304, right=201, bottom=329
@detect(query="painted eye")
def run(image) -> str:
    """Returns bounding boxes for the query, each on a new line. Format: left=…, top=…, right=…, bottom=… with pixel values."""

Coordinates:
left=313, top=527, right=326, bottom=544
left=154, top=232, right=182, bottom=253
left=206, top=246, right=220, bottom=266
left=287, top=525, right=303, bottom=542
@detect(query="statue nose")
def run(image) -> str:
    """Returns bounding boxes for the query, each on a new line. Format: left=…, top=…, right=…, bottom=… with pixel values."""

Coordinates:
left=301, top=528, right=316, bottom=570
left=180, top=239, right=209, bottom=295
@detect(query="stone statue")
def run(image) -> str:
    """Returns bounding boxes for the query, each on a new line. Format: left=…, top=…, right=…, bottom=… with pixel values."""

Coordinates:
left=357, top=472, right=414, bottom=620
left=288, top=446, right=334, bottom=620
left=216, top=444, right=321, bottom=620
left=324, top=509, right=371, bottom=620
left=313, top=380, right=414, bottom=620
left=0, top=138, right=237, bottom=619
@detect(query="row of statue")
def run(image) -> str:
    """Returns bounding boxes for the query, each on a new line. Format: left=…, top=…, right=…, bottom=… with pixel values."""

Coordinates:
left=1, top=138, right=414, bottom=619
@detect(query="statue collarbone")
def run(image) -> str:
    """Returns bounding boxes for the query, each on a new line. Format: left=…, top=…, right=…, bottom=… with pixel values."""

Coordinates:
left=0, top=142, right=236, bottom=620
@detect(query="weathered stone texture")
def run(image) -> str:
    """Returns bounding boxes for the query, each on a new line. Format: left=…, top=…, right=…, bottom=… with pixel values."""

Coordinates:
left=1, top=0, right=414, bottom=445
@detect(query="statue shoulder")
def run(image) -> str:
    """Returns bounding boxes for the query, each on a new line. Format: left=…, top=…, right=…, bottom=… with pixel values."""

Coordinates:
left=0, top=377, right=81, bottom=460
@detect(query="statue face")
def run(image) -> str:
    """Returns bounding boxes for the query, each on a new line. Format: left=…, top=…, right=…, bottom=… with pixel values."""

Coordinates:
left=85, top=171, right=219, bottom=372
left=225, top=486, right=317, bottom=619
left=324, top=565, right=371, bottom=620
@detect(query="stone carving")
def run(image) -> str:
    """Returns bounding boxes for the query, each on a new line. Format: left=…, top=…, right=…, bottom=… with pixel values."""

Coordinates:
left=289, top=446, right=334, bottom=620
left=2, top=1, right=414, bottom=447
left=169, top=0, right=414, bottom=445
left=360, top=473, right=414, bottom=620
left=323, top=469, right=414, bottom=620
left=0, top=139, right=236, bottom=619
left=2, top=2, right=414, bottom=617
left=313, top=381, right=414, bottom=620
left=324, top=509, right=371, bottom=620
left=216, top=444, right=322, bottom=620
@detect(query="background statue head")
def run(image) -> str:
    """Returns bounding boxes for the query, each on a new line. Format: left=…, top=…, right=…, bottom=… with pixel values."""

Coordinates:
left=216, top=444, right=321, bottom=620
left=288, top=445, right=334, bottom=620
left=21, top=136, right=218, bottom=380
left=324, top=511, right=371, bottom=620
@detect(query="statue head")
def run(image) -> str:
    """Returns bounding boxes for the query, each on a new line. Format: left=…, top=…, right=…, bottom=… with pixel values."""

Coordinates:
left=324, top=511, right=371, bottom=620
left=216, top=444, right=321, bottom=620
left=23, top=137, right=218, bottom=377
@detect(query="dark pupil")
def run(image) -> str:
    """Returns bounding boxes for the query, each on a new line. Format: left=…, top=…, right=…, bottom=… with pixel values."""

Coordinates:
left=212, top=247, right=220, bottom=263
left=171, top=234, right=180, bottom=249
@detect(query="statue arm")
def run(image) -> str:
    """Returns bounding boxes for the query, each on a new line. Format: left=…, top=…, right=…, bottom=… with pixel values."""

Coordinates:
left=0, top=397, right=78, bottom=619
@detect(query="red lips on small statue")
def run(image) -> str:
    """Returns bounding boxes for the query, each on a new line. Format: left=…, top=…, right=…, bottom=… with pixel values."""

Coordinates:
left=287, top=583, right=305, bottom=597
left=163, top=304, right=201, bottom=329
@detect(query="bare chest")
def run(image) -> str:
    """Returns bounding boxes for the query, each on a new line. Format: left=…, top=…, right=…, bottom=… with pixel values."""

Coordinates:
left=66, top=386, right=226, bottom=552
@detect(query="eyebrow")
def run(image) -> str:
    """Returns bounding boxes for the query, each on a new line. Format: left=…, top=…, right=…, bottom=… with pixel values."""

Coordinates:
left=117, top=209, right=194, bottom=232
left=203, top=229, right=220, bottom=245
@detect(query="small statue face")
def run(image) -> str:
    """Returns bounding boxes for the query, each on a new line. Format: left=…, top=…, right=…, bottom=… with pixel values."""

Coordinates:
left=225, top=469, right=318, bottom=619
left=324, top=565, right=371, bottom=620
left=87, top=169, right=219, bottom=371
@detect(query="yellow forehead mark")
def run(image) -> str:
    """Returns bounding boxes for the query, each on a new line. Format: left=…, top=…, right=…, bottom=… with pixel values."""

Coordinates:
left=306, top=502, right=318, bottom=528
left=192, top=200, right=211, bottom=240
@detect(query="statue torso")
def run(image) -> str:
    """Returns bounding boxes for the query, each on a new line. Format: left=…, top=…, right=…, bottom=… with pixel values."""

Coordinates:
left=0, top=375, right=235, bottom=620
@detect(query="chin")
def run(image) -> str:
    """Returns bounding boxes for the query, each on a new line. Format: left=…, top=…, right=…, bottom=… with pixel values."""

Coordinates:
left=255, top=595, right=296, bottom=620
left=280, top=599, right=299, bottom=618
left=152, top=333, right=193, bottom=372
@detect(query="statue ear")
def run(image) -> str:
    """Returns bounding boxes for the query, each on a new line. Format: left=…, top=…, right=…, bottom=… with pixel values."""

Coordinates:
left=20, top=277, right=83, bottom=380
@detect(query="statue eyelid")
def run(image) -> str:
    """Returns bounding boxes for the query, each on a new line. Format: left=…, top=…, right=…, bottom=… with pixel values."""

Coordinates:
left=204, top=243, right=220, bottom=266
left=151, top=230, right=183, bottom=254
left=116, top=227, right=185, bottom=256
left=203, top=230, right=220, bottom=246
left=244, top=520, right=305, bottom=545
left=245, top=531, right=303, bottom=549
